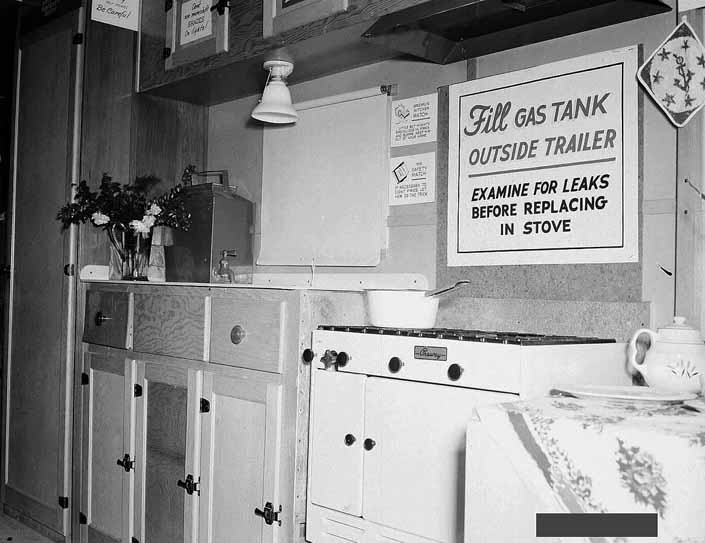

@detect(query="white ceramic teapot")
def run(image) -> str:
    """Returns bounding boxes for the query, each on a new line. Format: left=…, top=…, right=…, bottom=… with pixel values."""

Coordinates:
left=628, top=316, right=705, bottom=393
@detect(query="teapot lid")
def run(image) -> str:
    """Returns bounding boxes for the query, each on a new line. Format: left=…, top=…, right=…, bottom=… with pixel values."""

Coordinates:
left=658, top=316, right=705, bottom=344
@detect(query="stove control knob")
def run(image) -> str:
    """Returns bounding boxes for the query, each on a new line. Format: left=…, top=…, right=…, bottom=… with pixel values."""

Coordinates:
left=344, top=434, right=356, bottom=446
left=388, top=356, right=403, bottom=373
left=447, top=363, right=464, bottom=381
left=302, top=349, right=315, bottom=363
left=335, top=351, right=350, bottom=367
left=363, top=438, right=376, bottom=451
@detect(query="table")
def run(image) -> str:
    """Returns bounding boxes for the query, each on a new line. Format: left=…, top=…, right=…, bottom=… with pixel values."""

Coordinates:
left=466, top=393, right=705, bottom=543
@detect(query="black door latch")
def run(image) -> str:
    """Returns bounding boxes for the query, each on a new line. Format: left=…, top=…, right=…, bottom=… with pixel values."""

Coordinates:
left=254, top=502, right=281, bottom=526
left=116, top=453, right=134, bottom=472
left=177, top=474, right=200, bottom=495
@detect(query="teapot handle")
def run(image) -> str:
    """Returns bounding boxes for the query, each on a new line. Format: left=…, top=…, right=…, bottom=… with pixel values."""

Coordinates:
left=628, top=328, right=657, bottom=375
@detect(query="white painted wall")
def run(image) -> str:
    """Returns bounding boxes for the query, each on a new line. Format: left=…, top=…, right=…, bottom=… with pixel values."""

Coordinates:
left=208, top=59, right=468, bottom=288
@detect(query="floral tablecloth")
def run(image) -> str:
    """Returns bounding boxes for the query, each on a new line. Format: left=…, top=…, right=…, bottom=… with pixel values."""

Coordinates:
left=473, top=394, right=705, bottom=543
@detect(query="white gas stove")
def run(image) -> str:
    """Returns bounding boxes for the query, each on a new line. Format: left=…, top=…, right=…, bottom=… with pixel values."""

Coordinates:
left=306, top=326, right=630, bottom=543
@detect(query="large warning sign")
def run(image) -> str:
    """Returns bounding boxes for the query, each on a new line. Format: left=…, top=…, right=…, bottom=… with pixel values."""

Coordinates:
left=447, top=47, right=639, bottom=266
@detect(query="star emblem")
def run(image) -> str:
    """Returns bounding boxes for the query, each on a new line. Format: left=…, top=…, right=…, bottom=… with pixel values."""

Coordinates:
left=698, top=54, right=705, bottom=67
left=652, top=70, right=663, bottom=84
left=682, top=39, right=690, bottom=51
left=685, top=94, right=695, bottom=108
left=663, top=93, right=676, bottom=107
left=658, top=48, right=671, bottom=61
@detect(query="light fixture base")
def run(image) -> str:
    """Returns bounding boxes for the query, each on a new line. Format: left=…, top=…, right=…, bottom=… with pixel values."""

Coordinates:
left=263, top=60, right=294, bottom=79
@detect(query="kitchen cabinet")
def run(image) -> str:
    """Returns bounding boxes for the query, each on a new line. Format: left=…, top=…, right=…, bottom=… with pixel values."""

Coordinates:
left=76, top=283, right=365, bottom=543
left=134, top=362, right=198, bottom=543
left=4, top=9, right=82, bottom=539
left=79, top=351, right=137, bottom=543
left=199, top=371, right=283, bottom=543
left=137, top=0, right=429, bottom=104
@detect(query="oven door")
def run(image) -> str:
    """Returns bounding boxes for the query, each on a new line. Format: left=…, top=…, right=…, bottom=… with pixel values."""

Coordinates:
left=362, top=378, right=513, bottom=542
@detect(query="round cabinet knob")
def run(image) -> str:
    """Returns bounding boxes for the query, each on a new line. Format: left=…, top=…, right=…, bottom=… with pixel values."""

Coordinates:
left=302, top=349, right=315, bottom=363
left=230, top=325, right=246, bottom=345
left=388, top=356, right=403, bottom=373
left=335, top=351, right=350, bottom=367
left=447, top=363, right=464, bottom=381
left=344, top=434, right=356, bottom=446
left=94, top=311, right=111, bottom=326
left=363, top=438, right=376, bottom=451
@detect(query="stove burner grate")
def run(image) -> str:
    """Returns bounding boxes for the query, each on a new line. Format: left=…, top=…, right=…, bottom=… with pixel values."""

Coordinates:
left=317, top=325, right=615, bottom=345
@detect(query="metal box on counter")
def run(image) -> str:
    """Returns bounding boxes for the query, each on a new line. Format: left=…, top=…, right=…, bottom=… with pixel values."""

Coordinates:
left=164, top=184, right=253, bottom=283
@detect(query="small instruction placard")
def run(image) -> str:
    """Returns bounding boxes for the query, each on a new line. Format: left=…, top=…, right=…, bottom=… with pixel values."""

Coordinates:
left=180, top=0, right=212, bottom=45
left=391, top=94, right=437, bottom=147
left=91, top=0, right=139, bottom=31
left=390, top=152, right=436, bottom=206
left=447, top=47, right=639, bottom=266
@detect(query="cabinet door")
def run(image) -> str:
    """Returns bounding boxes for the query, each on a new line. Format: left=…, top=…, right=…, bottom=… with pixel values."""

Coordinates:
left=362, top=379, right=513, bottom=542
left=134, top=363, right=201, bottom=543
left=5, top=10, right=81, bottom=536
left=308, top=370, right=366, bottom=516
left=81, top=353, right=136, bottom=543
left=199, top=371, right=282, bottom=543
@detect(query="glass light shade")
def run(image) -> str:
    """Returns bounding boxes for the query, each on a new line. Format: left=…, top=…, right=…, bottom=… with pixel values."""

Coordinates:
left=251, top=80, right=298, bottom=124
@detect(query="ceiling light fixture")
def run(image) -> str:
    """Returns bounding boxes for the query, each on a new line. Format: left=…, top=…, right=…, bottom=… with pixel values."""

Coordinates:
left=251, top=59, right=298, bottom=124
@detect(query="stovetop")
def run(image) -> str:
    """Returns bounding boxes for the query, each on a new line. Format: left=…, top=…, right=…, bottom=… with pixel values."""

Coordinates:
left=317, top=325, right=615, bottom=345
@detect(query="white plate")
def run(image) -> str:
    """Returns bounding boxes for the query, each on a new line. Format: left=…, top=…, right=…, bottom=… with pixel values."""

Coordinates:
left=552, top=384, right=698, bottom=403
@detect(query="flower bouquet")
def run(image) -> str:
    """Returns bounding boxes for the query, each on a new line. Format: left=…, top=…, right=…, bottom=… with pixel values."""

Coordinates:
left=58, top=173, right=191, bottom=280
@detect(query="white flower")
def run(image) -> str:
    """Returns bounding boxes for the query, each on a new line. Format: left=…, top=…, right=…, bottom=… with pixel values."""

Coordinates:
left=146, top=203, right=161, bottom=217
left=129, top=219, right=151, bottom=234
left=141, top=215, right=156, bottom=229
left=91, top=212, right=110, bottom=226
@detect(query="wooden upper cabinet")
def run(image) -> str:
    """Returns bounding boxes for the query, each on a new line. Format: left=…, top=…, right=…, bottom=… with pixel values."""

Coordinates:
left=164, top=0, right=229, bottom=70
left=137, top=0, right=430, bottom=104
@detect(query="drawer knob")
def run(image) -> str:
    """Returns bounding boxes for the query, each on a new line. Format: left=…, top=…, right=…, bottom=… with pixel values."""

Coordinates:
left=335, top=351, right=350, bottom=367
left=344, top=433, right=356, bottom=446
left=447, top=363, right=464, bottom=381
left=388, top=356, right=403, bottom=373
left=363, top=438, right=376, bottom=451
left=94, top=312, right=112, bottom=326
left=230, top=325, right=246, bottom=345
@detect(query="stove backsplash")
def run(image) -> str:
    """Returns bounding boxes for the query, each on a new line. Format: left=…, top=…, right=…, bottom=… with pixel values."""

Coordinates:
left=434, top=297, right=650, bottom=342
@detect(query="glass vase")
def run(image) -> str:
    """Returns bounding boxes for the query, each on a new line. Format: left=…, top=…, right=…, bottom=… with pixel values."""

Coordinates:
left=107, top=224, right=152, bottom=281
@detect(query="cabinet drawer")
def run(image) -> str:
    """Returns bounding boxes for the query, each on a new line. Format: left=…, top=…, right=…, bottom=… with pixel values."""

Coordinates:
left=209, top=296, right=286, bottom=373
left=83, top=290, right=130, bottom=348
left=133, top=292, right=206, bottom=360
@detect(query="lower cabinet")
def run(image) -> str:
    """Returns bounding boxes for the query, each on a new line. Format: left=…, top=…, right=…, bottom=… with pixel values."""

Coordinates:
left=80, top=351, right=137, bottom=543
left=199, top=372, right=282, bottom=543
left=78, top=284, right=366, bottom=543
left=81, top=351, right=285, bottom=543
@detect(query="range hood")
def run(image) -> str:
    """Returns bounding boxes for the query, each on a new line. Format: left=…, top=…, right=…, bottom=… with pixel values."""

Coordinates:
left=362, top=0, right=671, bottom=64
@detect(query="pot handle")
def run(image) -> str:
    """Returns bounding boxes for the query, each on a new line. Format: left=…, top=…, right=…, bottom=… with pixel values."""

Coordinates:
left=628, top=328, right=657, bottom=375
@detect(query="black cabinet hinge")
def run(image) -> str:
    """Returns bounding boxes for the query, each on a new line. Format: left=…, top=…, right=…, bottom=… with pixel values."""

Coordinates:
left=163, top=47, right=172, bottom=59
left=200, top=398, right=210, bottom=413
left=134, top=384, right=143, bottom=397
left=165, top=0, right=173, bottom=11
left=72, top=33, right=83, bottom=45
left=132, top=538, right=140, bottom=543
left=58, top=496, right=69, bottom=509
left=254, top=502, right=281, bottom=526
left=63, top=263, right=75, bottom=276
left=117, top=453, right=134, bottom=472
left=79, top=512, right=87, bottom=525
left=81, top=372, right=89, bottom=385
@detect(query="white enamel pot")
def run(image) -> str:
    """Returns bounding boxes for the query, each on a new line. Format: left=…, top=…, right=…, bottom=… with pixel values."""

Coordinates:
left=365, top=281, right=470, bottom=328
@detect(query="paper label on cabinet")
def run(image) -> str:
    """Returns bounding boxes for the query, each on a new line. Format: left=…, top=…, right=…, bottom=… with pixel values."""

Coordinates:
left=91, top=0, right=140, bottom=31
left=391, top=94, right=437, bottom=146
left=180, top=0, right=212, bottom=45
left=390, top=152, right=436, bottom=206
